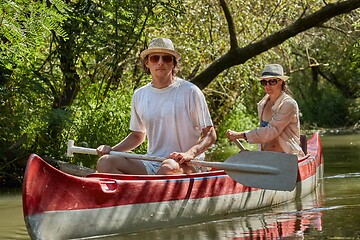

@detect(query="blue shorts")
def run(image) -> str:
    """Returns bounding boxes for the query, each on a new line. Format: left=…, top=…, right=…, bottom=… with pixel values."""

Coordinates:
left=141, top=160, right=205, bottom=175
left=141, top=160, right=162, bottom=175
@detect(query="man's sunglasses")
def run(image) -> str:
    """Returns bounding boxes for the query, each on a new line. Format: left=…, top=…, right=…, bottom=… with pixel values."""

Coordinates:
left=260, top=79, right=279, bottom=86
left=149, top=55, right=173, bottom=63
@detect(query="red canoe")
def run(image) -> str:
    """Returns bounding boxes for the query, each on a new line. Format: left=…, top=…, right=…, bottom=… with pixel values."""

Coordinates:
left=22, top=132, right=323, bottom=239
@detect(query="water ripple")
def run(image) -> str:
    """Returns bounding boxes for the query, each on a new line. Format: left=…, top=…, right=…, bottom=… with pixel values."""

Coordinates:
left=324, top=172, right=360, bottom=179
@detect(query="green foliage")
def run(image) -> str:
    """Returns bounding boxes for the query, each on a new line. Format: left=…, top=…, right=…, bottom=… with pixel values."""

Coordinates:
left=208, top=101, right=259, bottom=159
left=286, top=10, right=360, bottom=127
left=297, top=83, right=351, bottom=127
left=348, top=40, right=360, bottom=96
left=65, top=87, right=141, bottom=167
left=217, top=102, right=258, bottom=140
left=0, top=0, right=68, bottom=62
left=348, top=98, right=360, bottom=128
left=0, top=0, right=69, bottom=161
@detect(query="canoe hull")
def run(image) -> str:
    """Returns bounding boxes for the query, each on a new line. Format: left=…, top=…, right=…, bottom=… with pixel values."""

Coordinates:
left=23, top=132, right=323, bottom=239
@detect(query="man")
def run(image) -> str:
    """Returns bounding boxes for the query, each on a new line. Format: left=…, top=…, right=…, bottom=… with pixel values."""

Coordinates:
left=96, top=37, right=216, bottom=174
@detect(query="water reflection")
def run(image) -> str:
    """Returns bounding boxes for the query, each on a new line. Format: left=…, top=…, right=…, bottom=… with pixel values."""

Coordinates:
left=100, top=183, right=324, bottom=239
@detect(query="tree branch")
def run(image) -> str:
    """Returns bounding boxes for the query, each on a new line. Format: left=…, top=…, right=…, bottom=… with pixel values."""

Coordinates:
left=191, top=0, right=360, bottom=89
left=219, top=0, right=238, bottom=49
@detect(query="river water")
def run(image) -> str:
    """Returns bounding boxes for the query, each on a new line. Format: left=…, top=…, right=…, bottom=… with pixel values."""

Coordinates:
left=0, top=132, right=359, bottom=239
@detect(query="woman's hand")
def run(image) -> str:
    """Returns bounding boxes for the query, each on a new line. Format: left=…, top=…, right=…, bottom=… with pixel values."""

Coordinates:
left=226, top=129, right=242, bottom=141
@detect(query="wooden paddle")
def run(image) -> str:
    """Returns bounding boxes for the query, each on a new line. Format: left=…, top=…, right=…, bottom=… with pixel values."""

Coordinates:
left=67, top=140, right=298, bottom=191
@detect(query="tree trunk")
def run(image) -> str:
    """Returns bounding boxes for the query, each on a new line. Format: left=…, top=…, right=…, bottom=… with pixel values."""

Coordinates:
left=47, top=23, right=80, bottom=150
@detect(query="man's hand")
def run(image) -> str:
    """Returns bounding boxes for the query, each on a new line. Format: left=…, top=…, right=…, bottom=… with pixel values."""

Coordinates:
left=96, top=145, right=112, bottom=156
left=168, top=151, right=195, bottom=165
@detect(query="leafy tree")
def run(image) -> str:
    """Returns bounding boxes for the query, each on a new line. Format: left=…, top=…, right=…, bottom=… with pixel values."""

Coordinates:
left=285, top=11, right=359, bottom=127
left=0, top=0, right=359, bottom=186
left=0, top=0, right=69, bottom=186
left=158, top=0, right=359, bottom=129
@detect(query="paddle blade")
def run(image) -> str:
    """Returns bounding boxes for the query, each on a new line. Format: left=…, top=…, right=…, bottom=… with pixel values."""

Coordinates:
left=224, top=151, right=298, bottom=191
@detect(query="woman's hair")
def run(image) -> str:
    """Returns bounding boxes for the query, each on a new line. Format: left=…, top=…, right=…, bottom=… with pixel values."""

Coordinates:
left=281, top=81, right=293, bottom=96
left=141, top=55, right=180, bottom=76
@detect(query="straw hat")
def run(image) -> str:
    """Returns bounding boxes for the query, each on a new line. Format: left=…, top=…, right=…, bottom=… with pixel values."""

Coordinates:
left=140, top=38, right=181, bottom=61
left=260, top=64, right=289, bottom=81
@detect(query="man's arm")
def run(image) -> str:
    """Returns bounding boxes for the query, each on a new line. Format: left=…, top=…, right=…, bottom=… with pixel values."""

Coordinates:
left=169, top=126, right=217, bottom=164
left=96, top=131, right=146, bottom=156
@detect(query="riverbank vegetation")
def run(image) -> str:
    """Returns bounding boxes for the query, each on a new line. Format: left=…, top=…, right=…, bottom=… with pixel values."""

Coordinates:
left=1, top=0, right=359, bottom=187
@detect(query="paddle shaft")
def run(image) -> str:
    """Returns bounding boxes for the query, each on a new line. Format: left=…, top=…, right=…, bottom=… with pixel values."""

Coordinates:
left=67, top=140, right=278, bottom=174
left=235, top=139, right=246, bottom=151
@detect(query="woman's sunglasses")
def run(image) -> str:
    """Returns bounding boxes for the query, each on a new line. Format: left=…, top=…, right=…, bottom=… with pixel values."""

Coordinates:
left=260, top=79, right=279, bottom=86
left=149, top=55, right=173, bottom=63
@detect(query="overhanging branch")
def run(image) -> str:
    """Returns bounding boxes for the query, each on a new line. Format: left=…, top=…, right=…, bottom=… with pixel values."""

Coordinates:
left=191, top=0, right=360, bottom=90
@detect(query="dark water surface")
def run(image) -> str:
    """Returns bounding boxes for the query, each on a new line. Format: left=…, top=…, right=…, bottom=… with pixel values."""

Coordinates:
left=1, top=133, right=359, bottom=239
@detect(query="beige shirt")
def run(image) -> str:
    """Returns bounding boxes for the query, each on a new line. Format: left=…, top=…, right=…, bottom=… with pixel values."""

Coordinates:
left=246, top=92, right=305, bottom=158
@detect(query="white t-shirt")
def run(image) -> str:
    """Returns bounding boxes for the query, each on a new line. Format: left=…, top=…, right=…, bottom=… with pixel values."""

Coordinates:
left=130, top=77, right=213, bottom=158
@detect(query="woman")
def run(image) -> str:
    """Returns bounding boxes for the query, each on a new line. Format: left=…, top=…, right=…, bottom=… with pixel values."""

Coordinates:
left=226, top=64, right=305, bottom=158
